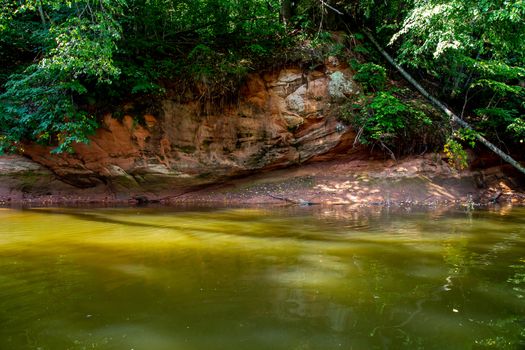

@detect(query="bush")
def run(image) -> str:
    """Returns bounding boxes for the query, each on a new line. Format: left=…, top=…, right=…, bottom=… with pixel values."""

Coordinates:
left=353, top=63, right=387, bottom=92
left=443, top=128, right=477, bottom=169
left=341, top=90, right=438, bottom=158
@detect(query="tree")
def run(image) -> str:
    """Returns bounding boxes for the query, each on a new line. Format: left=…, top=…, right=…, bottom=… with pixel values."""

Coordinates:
left=0, top=0, right=123, bottom=152
left=0, top=0, right=285, bottom=152
left=389, top=0, right=525, bottom=145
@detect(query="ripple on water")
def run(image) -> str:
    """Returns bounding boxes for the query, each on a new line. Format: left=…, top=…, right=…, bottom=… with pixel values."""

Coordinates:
left=1, top=206, right=525, bottom=349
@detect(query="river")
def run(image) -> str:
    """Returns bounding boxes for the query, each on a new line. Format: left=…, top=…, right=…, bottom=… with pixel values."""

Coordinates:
left=1, top=205, right=524, bottom=349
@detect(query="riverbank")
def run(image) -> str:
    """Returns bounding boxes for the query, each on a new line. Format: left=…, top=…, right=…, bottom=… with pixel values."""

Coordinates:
left=1, top=153, right=523, bottom=207
left=168, top=154, right=525, bottom=206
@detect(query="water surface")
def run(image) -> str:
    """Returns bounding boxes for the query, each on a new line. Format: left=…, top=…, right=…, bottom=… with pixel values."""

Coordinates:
left=1, top=205, right=524, bottom=349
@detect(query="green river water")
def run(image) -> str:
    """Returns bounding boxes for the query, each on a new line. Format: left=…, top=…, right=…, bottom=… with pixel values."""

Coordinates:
left=1, top=205, right=524, bottom=349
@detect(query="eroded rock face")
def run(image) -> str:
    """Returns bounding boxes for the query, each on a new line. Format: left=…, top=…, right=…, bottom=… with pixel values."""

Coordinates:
left=0, top=155, right=80, bottom=202
left=12, top=63, right=361, bottom=198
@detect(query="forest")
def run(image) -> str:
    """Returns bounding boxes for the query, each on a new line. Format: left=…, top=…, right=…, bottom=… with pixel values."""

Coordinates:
left=0, top=0, right=524, bottom=165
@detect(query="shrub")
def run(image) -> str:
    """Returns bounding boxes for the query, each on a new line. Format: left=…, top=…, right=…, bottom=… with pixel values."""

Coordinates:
left=353, top=63, right=387, bottom=92
left=341, top=90, right=437, bottom=158
left=443, top=128, right=477, bottom=169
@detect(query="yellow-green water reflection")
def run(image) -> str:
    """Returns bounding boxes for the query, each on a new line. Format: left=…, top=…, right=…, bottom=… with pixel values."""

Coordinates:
left=1, top=206, right=524, bottom=349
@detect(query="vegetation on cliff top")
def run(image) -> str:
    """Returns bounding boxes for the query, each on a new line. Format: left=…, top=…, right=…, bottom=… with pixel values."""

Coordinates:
left=0, top=0, right=523, bottom=160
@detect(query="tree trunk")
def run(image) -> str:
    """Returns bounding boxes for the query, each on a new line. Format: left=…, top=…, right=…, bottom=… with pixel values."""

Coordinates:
left=280, top=0, right=296, bottom=26
left=362, top=29, right=525, bottom=176
left=37, top=2, right=47, bottom=27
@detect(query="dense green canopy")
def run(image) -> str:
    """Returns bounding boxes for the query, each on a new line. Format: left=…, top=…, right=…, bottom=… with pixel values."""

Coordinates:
left=0, top=0, right=523, bottom=157
left=390, top=0, right=525, bottom=144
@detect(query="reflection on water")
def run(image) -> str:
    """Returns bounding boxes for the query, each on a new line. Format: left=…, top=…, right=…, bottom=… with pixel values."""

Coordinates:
left=1, top=206, right=525, bottom=349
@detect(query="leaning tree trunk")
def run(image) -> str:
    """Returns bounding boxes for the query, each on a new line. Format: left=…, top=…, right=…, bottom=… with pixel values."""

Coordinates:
left=280, top=0, right=296, bottom=27
left=362, top=30, right=525, bottom=176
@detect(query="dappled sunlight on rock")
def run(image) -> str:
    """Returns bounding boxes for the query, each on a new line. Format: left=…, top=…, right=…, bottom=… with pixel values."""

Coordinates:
left=426, top=182, right=456, bottom=199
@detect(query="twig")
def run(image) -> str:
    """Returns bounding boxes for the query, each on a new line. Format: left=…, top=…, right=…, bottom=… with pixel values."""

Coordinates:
left=380, top=141, right=397, bottom=161
left=353, top=126, right=365, bottom=147
left=318, top=0, right=344, bottom=15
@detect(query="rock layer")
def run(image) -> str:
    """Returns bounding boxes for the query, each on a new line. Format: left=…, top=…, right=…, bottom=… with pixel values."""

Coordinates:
left=3, top=64, right=364, bottom=200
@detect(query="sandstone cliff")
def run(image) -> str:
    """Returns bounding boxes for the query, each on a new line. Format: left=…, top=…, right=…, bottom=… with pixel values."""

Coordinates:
left=1, top=63, right=364, bottom=202
left=1, top=62, right=522, bottom=205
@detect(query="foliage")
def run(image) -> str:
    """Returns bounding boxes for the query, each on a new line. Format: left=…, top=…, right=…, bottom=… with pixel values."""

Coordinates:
left=389, top=0, right=525, bottom=147
left=444, top=139, right=468, bottom=169
left=334, top=0, right=524, bottom=160
left=342, top=89, right=437, bottom=157
left=353, top=63, right=387, bottom=92
left=0, top=0, right=286, bottom=152
left=507, top=118, right=525, bottom=143
left=1, top=0, right=523, bottom=158
left=443, top=128, right=478, bottom=169
left=0, top=0, right=122, bottom=152
left=361, top=91, right=411, bottom=142
left=116, top=0, right=286, bottom=99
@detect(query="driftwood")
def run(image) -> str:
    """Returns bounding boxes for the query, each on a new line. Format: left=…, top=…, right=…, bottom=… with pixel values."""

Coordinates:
left=361, top=30, right=525, bottom=176
left=267, top=194, right=316, bottom=205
